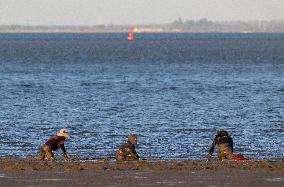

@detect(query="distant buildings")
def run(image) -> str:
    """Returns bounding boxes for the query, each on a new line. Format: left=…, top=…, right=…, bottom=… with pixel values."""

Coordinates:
left=0, top=19, right=283, bottom=33
left=133, top=27, right=164, bottom=33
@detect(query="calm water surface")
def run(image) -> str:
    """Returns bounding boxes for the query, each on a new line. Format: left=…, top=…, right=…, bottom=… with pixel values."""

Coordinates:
left=0, top=33, right=283, bottom=160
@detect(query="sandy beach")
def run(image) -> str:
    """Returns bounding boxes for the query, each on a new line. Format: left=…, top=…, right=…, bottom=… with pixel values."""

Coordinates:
left=0, top=157, right=284, bottom=186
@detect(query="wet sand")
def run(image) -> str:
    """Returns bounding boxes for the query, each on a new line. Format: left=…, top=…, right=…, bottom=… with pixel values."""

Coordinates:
left=0, top=157, right=284, bottom=186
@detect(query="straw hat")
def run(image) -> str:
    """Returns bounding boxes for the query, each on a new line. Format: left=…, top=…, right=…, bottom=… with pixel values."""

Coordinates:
left=57, top=129, right=69, bottom=139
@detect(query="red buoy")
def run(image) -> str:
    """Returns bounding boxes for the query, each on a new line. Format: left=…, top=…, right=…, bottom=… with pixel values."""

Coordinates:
left=128, top=28, right=134, bottom=41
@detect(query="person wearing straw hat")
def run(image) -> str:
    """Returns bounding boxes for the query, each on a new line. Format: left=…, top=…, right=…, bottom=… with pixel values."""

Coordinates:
left=115, top=134, right=140, bottom=161
left=38, top=129, right=70, bottom=161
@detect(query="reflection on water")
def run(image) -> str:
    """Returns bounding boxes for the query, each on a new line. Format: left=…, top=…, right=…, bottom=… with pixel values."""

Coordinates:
left=0, top=33, right=283, bottom=160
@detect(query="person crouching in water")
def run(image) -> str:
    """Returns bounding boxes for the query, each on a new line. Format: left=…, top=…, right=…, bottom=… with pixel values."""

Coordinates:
left=38, top=129, right=69, bottom=161
left=207, top=129, right=234, bottom=161
left=116, top=134, right=140, bottom=161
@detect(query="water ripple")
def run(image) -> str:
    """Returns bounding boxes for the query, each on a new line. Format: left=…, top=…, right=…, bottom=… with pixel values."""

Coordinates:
left=0, top=33, right=283, bottom=160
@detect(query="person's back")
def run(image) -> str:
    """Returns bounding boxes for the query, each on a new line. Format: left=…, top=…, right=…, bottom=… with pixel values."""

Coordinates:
left=116, top=135, right=139, bottom=161
left=45, top=135, right=65, bottom=151
left=208, top=129, right=234, bottom=161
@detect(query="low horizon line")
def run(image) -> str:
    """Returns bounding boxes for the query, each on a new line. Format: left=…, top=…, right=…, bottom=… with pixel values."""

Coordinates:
left=1, top=18, right=284, bottom=27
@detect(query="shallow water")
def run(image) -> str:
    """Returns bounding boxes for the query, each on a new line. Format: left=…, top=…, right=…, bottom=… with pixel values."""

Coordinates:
left=0, top=33, right=283, bottom=160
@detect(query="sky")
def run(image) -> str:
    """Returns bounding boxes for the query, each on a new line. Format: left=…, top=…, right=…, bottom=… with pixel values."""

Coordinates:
left=0, top=0, right=283, bottom=25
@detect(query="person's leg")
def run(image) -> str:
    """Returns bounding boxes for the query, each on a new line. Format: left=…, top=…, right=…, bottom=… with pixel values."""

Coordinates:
left=44, top=151, right=54, bottom=161
left=218, top=143, right=234, bottom=161
left=42, top=145, right=54, bottom=161
left=218, top=149, right=226, bottom=161
left=224, top=149, right=234, bottom=160
left=37, top=146, right=46, bottom=160
left=115, top=150, right=125, bottom=161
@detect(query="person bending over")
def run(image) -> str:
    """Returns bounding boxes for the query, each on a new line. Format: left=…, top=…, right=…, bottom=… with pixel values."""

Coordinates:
left=38, top=129, right=69, bottom=161
left=116, top=134, right=140, bottom=161
left=207, top=129, right=234, bottom=161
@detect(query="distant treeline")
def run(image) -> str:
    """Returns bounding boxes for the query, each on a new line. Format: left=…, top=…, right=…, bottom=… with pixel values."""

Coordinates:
left=0, top=25, right=127, bottom=33
left=0, top=18, right=284, bottom=33
left=168, top=18, right=284, bottom=32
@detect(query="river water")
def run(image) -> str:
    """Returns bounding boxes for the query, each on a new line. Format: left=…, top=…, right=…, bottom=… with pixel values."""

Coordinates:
left=0, top=33, right=283, bottom=160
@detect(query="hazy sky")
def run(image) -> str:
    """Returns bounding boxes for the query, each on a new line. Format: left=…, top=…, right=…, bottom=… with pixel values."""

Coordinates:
left=0, top=0, right=283, bottom=25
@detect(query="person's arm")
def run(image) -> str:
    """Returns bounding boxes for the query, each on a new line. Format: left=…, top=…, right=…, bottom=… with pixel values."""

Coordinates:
left=125, top=143, right=139, bottom=160
left=130, top=147, right=140, bottom=160
left=60, top=144, right=69, bottom=160
left=228, top=136, right=233, bottom=152
left=207, top=138, right=216, bottom=161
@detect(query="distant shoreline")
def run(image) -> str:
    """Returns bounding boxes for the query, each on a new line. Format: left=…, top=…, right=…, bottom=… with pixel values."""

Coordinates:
left=1, top=19, right=284, bottom=33
left=0, top=30, right=284, bottom=34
